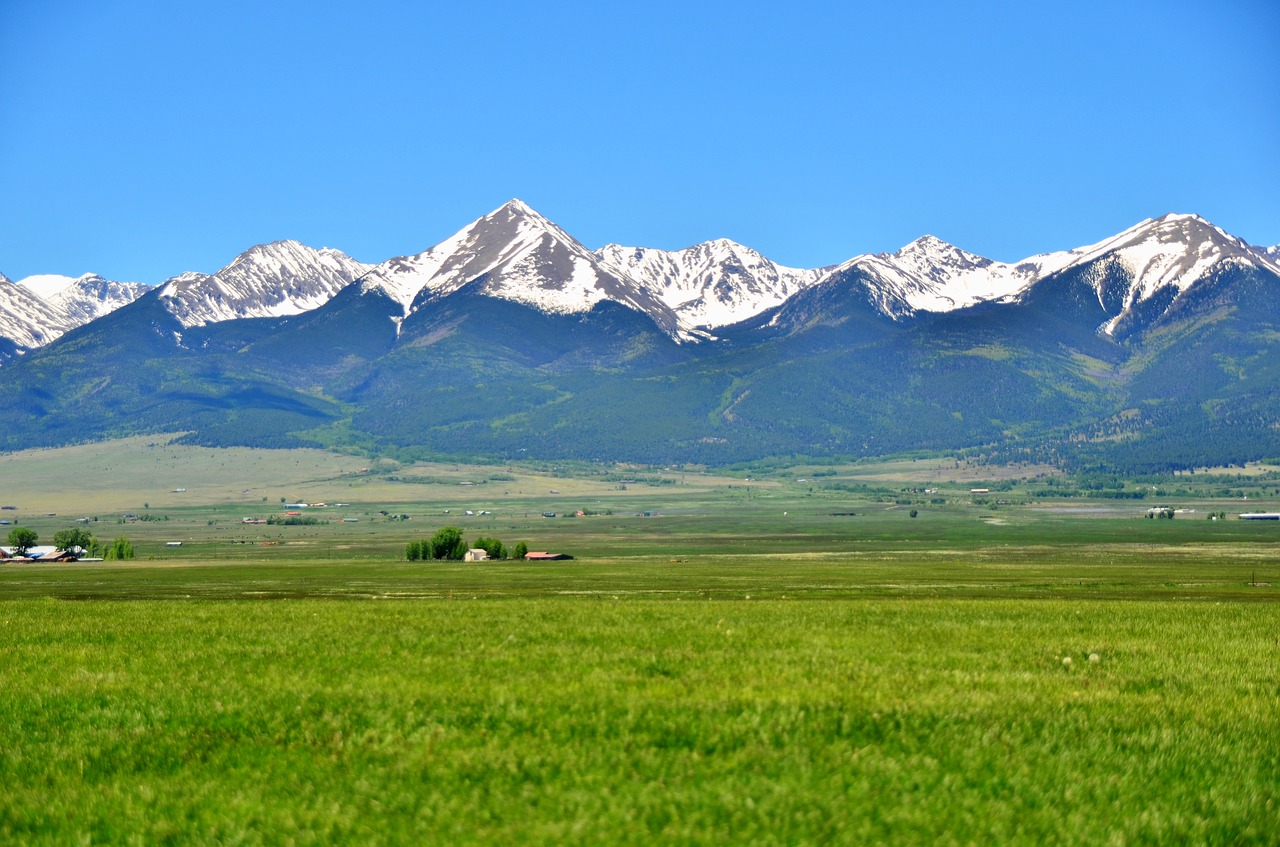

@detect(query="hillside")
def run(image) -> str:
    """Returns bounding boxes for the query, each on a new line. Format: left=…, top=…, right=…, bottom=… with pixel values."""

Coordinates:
left=1, top=203, right=1277, bottom=472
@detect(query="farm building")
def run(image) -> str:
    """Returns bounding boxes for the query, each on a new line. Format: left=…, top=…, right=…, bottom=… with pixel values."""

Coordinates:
left=1239, top=513, right=1280, bottom=520
left=1, top=546, right=77, bottom=562
left=523, top=551, right=573, bottom=561
left=464, top=548, right=489, bottom=562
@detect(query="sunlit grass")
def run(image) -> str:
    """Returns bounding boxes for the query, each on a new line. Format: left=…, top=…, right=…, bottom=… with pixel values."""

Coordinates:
left=1, top=598, right=1275, bottom=844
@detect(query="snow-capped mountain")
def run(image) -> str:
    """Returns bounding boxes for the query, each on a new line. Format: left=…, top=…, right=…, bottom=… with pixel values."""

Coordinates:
left=158, top=240, right=370, bottom=328
left=595, top=239, right=823, bottom=332
left=1014, top=213, right=1280, bottom=335
left=5, top=205, right=1275, bottom=353
left=821, top=236, right=1056, bottom=318
left=21, top=273, right=149, bottom=328
left=359, top=199, right=681, bottom=335
left=0, top=272, right=74, bottom=349
left=4, top=204, right=1279, bottom=469
left=792, top=213, right=1279, bottom=336
left=0, top=272, right=149, bottom=355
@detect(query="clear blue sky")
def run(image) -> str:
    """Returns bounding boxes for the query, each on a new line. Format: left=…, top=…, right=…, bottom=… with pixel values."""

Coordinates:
left=2, top=0, right=1277, bottom=283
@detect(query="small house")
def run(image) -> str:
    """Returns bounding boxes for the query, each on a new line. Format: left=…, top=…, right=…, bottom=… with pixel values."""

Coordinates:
left=464, top=548, right=489, bottom=562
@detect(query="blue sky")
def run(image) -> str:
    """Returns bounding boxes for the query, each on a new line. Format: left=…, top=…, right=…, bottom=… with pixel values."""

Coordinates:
left=1, top=0, right=1277, bottom=283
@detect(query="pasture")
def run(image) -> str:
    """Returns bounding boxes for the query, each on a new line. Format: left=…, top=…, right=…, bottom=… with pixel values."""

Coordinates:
left=1, top=438, right=1278, bottom=843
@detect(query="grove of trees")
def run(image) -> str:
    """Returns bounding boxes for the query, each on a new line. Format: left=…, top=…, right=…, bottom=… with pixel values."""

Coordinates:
left=105, top=536, right=135, bottom=560
left=405, top=527, right=526, bottom=561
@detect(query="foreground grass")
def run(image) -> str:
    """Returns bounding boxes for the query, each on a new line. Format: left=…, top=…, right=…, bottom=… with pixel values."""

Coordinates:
left=2, top=598, right=1276, bottom=844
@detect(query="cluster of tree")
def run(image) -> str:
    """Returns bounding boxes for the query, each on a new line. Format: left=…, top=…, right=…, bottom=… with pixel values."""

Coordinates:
left=6, top=526, right=38, bottom=555
left=266, top=514, right=322, bottom=525
left=104, top=536, right=135, bottom=560
left=4, top=526, right=133, bottom=559
left=405, top=526, right=527, bottom=561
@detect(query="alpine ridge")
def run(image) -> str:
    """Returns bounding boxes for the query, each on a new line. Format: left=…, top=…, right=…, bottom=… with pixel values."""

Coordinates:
left=4, top=201, right=1275, bottom=353
left=157, top=240, right=370, bottom=328
left=0, top=271, right=147, bottom=356
left=1, top=200, right=1276, bottom=474
left=595, top=238, right=824, bottom=334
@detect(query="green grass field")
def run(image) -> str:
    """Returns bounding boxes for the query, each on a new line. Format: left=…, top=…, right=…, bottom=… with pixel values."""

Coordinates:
left=2, top=439, right=1278, bottom=843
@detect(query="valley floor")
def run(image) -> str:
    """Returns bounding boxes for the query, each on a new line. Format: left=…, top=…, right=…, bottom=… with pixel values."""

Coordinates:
left=1, top=439, right=1278, bottom=843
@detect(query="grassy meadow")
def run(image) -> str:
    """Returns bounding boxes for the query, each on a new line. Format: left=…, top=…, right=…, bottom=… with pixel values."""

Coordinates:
left=2, top=437, right=1279, bottom=843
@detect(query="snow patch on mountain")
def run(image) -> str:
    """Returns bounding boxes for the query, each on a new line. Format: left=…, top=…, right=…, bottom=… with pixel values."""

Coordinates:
left=1015, top=214, right=1271, bottom=335
left=0, top=274, right=73, bottom=349
left=818, top=235, right=1070, bottom=317
left=42, top=274, right=149, bottom=327
left=17, top=273, right=80, bottom=301
left=1255, top=243, right=1280, bottom=273
left=596, top=238, right=823, bottom=330
left=1071, top=214, right=1257, bottom=299
left=158, top=241, right=370, bottom=328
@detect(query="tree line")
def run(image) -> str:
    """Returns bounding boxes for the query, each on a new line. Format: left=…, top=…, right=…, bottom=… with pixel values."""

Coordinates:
left=5, top=526, right=134, bottom=559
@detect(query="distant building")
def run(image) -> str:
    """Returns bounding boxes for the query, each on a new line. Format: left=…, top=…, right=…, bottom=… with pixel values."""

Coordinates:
left=523, top=551, right=573, bottom=561
left=464, top=548, right=489, bottom=562
left=1239, top=513, right=1280, bottom=520
left=5, top=546, right=77, bottom=561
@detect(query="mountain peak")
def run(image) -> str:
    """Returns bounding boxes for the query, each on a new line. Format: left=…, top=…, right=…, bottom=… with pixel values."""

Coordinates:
left=902, top=234, right=950, bottom=250
left=498, top=198, right=535, bottom=214
left=888, top=234, right=993, bottom=277
left=1104, top=212, right=1237, bottom=248
left=1154, top=212, right=1207, bottom=225
left=1065, top=212, right=1257, bottom=291
left=360, top=202, right=679, bottom=333
left=158, top=240, right=370, bottom=328
left=489, top=198, right=551, bottom=225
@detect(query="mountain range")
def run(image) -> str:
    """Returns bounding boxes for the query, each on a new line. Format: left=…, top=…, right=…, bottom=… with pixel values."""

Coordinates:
left=3, top=200, right=1278, bottom=472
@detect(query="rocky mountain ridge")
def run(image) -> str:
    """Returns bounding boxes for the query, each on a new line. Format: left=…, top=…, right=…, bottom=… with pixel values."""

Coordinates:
left=3, top=203, right=1274, bottom=357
